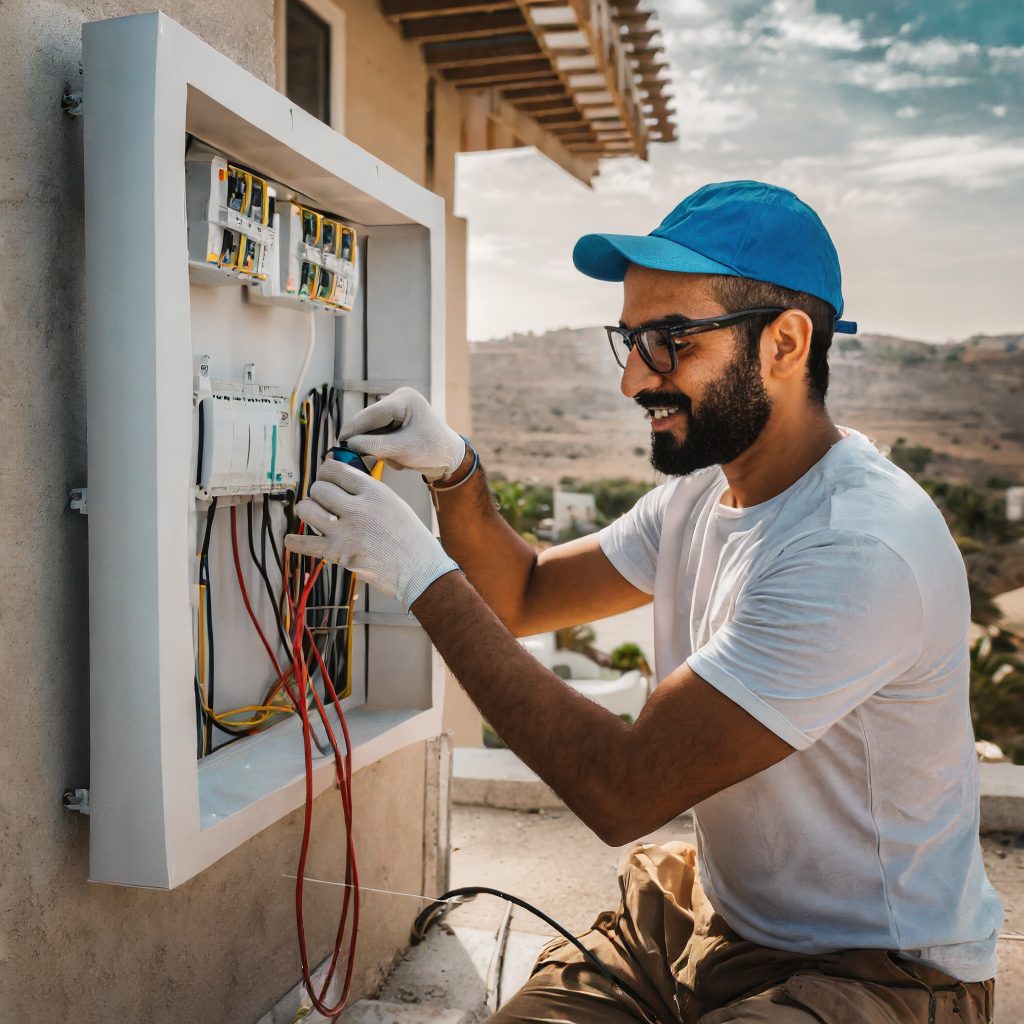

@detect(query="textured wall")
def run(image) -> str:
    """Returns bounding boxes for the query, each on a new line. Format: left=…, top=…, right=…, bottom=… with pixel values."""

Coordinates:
left=0, top=3, right=438, bottom=1020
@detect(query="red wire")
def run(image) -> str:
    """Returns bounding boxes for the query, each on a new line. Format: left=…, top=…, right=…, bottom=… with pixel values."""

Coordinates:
left=230, top=506, right=292, bottom=694
left=284, top=532, right=361, bottom=1018
left=230, top=506, right=358, bottom=1017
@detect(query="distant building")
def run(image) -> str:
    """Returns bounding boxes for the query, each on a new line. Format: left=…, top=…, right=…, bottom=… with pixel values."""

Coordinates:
left=554, top=490, right=599, bottom=538
left=1007, top=486, right=1024, bottom=522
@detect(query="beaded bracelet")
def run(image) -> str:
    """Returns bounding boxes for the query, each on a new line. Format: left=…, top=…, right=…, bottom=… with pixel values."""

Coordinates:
left=429, top=437, right=479, bottom=492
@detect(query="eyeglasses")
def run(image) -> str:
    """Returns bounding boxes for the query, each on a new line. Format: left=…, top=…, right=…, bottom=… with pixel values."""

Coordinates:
left=605, top=308, right=786, bottom=374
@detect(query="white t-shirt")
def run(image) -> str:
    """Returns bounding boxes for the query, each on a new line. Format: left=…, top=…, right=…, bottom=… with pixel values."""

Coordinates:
left=599, top=429, right=1002, bottom=982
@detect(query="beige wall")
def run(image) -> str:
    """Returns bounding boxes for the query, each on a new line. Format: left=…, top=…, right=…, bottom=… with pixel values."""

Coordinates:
left=0, top=2, right=450, bottom=1019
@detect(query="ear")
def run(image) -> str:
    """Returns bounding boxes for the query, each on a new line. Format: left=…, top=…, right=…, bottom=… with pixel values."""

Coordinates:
left=764, top=309, right=813, bottom=385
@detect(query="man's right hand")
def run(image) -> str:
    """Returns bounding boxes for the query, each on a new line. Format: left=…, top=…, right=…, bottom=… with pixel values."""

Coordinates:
left=339, top=387, right=466, bottom=482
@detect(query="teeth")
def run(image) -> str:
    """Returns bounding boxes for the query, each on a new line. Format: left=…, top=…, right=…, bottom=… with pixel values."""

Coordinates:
left=649, top=407, right=679, bottom=420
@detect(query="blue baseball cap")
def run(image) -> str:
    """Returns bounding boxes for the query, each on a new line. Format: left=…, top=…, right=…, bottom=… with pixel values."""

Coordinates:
left=573, top=180, right=857, bottom=334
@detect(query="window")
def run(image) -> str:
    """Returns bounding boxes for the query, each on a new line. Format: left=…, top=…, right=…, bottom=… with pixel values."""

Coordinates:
left=286, top=0, right=331, bottom=124
left=280, top=0, right=346, bottom=132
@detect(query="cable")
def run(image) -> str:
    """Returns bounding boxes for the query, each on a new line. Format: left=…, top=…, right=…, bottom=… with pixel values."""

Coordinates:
left=289, top=312, right=317, bottom=423
left=411, top=887, right=664, bottom=1024
left=247, top=498, right=292, bottom=655
left=285, top=553, right=360, bottom=1017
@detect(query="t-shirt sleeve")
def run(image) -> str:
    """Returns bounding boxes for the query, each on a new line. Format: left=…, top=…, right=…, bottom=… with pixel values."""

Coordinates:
left=687, top=531, right=925, bottom=750
left=598, top=483, right=671, bottom=594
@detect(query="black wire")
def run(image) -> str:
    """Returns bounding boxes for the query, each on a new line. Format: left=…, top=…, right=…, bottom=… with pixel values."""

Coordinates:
left=196, top=399, right=205, bottom=487
left=194, top=677, right=205, bottom=758
left=412, top=887, right=664, bottom=1023
left=248, top=498, right=291, bottom=655
left=200, top=498, right=218, bottom=752
left=265, top=492, right=286, bottom=576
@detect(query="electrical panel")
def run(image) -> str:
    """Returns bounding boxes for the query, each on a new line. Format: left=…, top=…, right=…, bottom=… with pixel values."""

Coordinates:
left=83, top=12, right=446, bottom=889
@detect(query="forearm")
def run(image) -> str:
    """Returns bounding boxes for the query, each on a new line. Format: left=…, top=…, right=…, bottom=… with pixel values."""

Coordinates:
left=413, top=570, right=637, bottom=842
left=432, top=458, right=541, bottom=633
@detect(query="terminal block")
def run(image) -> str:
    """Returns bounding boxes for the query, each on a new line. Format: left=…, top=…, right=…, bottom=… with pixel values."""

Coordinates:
left=185, top=147, right=277, bottom=286
left=194, top=377, right=297, bottom=497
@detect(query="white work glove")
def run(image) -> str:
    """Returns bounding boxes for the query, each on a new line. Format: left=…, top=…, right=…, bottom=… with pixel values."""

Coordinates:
left=339, top=387, right=466, bottom=482
left=286, top=459, right=460, bottom=612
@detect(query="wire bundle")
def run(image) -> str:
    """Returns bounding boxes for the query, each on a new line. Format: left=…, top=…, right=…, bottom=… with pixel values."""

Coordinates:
left=193, top=381, right=370, bottom=1017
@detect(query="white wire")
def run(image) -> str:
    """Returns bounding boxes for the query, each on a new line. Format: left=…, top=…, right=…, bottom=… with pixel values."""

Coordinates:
left=282, top=874, right=454, bottom=904
left=290, top=312, right=317, bottom=421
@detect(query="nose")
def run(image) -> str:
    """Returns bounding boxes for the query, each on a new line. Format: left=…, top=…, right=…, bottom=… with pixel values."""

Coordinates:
left=619, top=343, right=663, bottom=399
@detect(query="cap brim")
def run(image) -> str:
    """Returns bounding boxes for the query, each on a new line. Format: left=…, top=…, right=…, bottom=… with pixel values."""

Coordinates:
left=572, top=233, right=740, bottom=282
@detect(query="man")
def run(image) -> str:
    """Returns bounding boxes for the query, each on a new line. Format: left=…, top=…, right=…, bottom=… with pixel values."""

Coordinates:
left=287, top=181, right=1001, bottom=1022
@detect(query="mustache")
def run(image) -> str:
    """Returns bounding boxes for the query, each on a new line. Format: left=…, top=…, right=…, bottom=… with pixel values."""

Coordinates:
left=634, top=389, right=692, bottom=415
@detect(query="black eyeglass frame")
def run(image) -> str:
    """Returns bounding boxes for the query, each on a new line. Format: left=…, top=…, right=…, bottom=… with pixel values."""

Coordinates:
left=605, top=307, right=787, bottom=374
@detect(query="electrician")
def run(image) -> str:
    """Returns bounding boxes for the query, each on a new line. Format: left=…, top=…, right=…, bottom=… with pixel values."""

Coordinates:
left=286, top=181, right=1000, bottom=1023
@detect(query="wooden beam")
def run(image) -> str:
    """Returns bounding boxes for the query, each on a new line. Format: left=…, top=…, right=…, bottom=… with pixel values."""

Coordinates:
left=424, top=35, right=540, bottom=66
left=535, top=111, right=586, bottom=125
left=501, top=83, right=567, bottom=99
left=621, top=29, right=659, bottom=47
left=513, top=98, right=577, bottom=113
left=382, top=0, right=517, bottom=20
left=460, top=88, right=600, bottom=185
left=444, top=58, right=554, bottom=83
left=614, top=11, right=653, bottom=27
left=401, top=10, right=527, bottom=41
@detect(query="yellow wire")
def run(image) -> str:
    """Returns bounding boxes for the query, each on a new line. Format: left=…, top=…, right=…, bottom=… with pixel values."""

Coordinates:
left=197, top=574, right=295, bottom=734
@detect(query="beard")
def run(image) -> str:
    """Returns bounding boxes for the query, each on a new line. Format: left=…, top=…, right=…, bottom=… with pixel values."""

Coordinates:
left=642, top=344, right=772, bottom=477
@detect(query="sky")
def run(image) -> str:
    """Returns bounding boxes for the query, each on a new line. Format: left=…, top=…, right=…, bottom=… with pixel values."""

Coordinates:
left=455, top=0, right=1024, bottom=343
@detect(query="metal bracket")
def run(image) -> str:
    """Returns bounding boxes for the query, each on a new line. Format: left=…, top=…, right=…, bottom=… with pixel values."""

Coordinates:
left=63, top=788, right=90, bottom=815
left=339, top=378, right=427, bottom=397
left=61, top=89, right=83, bottom=118
left=69, top=487, right=88, bottom=516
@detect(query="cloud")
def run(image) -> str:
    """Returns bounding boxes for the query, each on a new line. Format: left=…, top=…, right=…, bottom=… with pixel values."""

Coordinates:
left=768, top=0, right=865, bottom=51
left=858, top=135, right=1024, bottom=190
left=885, top=38, right=980, bottom=70
left=456, top=1, right=1024, bottom=342
left=468, top=232, right=526, bottom=266
left=841, top=63, right=970, bottom=92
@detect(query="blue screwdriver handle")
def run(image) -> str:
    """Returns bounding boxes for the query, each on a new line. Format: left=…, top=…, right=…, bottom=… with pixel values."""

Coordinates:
left=328, top=446, right=372, bottom=474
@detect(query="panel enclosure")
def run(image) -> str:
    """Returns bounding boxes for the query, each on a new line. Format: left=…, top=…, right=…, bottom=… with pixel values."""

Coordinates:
left=83, top=13, right=446, bottom=889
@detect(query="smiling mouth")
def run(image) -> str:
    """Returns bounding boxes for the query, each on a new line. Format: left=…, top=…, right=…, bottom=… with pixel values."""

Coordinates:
left=645, top=405, right=682, bottom=421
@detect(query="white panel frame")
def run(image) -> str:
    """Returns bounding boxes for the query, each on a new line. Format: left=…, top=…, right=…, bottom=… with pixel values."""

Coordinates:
left=83, top=12, right=446, bottom=888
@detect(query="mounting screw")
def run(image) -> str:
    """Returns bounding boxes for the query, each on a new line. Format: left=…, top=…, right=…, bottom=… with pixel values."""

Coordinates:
left=63, top=788, right=90, bottom=815
left=61, top=88, right=83, bottom=118
left=69, top=487, right=88, bottom=516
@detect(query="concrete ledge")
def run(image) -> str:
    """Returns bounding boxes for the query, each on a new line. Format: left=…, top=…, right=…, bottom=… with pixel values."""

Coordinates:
left=981, top=762, right=1024, bottom=832
left=457, top=751, right=1024, bottom=833
left=453, top=748, right=564, bottom=811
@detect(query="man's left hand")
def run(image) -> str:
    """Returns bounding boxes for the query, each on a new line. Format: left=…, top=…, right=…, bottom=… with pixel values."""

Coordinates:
left=286, top=459, right=460, bottom=612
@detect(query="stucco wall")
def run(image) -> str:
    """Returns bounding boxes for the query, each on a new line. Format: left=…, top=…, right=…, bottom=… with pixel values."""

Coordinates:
left=0, top=2, right=444, bottom=1019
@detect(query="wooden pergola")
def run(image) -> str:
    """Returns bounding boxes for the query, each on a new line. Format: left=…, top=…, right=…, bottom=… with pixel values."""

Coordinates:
left=382, top=0, right=677, bottom=185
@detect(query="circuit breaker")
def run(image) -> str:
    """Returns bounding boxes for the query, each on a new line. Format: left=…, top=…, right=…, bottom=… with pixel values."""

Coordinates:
left=251, top=201, right=359, bottom=312
left=194, top=370, right=297, bottom=497
left=185, top=148, right=276, bottom=284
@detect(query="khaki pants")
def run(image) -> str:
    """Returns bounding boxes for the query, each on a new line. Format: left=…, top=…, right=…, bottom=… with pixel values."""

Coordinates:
left=491, top=842, right=994, bottom=1023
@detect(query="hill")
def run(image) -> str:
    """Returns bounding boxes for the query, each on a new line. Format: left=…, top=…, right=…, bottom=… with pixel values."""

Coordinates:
left=469, top=328, right=1024, bottom=489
